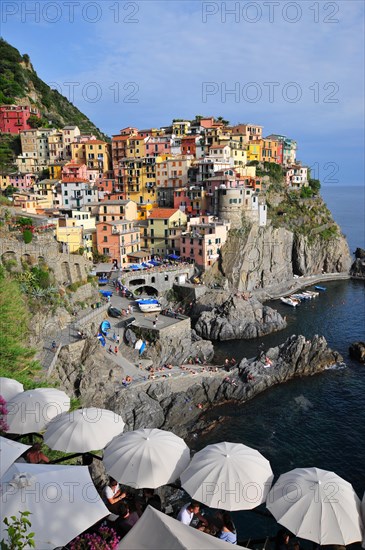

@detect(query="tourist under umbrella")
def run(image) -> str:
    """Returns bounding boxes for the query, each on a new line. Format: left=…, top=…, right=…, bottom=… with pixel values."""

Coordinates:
left=0, top=462, right=109, bottom=549
left=4, top=388, right=70, bottom=435
left=103, top=428, right=190, bottom=489
left=0, top=377, right=24, bottom=402
left=266, top=467, right=363, bottom=546
left=0, top=436, right=30, bottom=477
left=43, top=407, right=125, bottom=453
left=181, top=441, right=273, bottom=511
left=118, top=505, right=250, bottom=549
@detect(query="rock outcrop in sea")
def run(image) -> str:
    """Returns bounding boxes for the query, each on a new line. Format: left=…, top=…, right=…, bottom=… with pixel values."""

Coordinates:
left=350, top=248, right=365, bottom=279
left=192, top=292, right=286, bottom=340
left=349, top=341, right=365, bottom=364
left=51, top=334, right=342, bottom=438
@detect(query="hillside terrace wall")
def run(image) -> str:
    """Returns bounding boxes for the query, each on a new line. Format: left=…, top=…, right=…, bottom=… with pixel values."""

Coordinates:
left=0, top=235, right=92, bottom=284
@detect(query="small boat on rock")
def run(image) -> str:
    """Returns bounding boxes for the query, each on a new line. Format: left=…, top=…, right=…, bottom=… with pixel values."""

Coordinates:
left=280, top=297, right=299, bottom=307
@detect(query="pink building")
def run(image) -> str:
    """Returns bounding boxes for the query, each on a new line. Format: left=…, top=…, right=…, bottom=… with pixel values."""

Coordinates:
left=180, top=215, right=230, bottom=269
left=62, top=162, right=88, bottom=181
left=9, top=173, right=36, bottom=190
left=145, top=136, right=172, bottom=157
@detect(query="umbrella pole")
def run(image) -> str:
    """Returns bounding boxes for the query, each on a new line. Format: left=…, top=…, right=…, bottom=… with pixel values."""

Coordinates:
left=50, top=452, right=102, bottom=465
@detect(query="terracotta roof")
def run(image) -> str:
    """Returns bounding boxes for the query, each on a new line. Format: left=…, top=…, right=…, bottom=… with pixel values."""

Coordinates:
left=112, top=135, right=130, bottom=141
left=61, top=178, right=90, bottom=183
left=149, top=208, right=180, bottom=219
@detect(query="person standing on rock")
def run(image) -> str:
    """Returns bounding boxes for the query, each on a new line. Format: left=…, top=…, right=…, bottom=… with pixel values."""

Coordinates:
left=114, top=345, right=118, bottom=355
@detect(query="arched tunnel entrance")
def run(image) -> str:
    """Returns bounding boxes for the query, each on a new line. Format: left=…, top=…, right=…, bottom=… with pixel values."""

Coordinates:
left=133, top=285, right=159, bottom=297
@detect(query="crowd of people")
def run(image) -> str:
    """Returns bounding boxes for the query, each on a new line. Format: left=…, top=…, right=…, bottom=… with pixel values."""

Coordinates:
left=101, top=480, right=239, bottom=544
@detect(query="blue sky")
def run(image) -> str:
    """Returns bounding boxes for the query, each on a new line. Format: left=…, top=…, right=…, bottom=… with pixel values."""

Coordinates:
left=2, top=0, right=364, bottom=185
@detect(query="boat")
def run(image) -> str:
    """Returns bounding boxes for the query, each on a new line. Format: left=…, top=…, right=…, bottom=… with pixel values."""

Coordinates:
left=315, top=285, right=327, bottom=291
left=98, top=277, right=109, bottom=285
left=136, top=298, right=162, bottom=313
left=290, top=293, right=311, bottom=301
left=280, top=297, right=299, bottom=307
left=302, top=290, right=319, bottom=298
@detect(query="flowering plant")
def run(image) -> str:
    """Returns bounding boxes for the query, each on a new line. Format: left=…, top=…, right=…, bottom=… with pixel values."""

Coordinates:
left=0, top=396, right=8, bottom=432
left=69, top=525, right=120, bottom=550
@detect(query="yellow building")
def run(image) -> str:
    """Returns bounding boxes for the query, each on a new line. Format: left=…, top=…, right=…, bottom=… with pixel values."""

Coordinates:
left=56, top=217, right=83, bottom=254
left=229, top=140, right=247, bottom=167
left=0, top=174, right=10, bottom=190
left=144, top=207, right=187, bottom=256
left=247, top=142, right=262, bottom=162
left=119, top=156, right=159, bottom=207
left=125, top=135, right=147, bottom=159
left=49, top=163, right=64, bottom=179
left=70, top=142, right=87, bottom=164
left=12, top=192, right=52, bottom=214
left=84, top=140, right=111, bottom=173
left=71, top=209, right=96, bottom=260
left=172, top=120, right=191, bottom=136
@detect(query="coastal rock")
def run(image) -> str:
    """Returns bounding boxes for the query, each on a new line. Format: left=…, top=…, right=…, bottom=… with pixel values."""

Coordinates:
left=194, top=295, right=286, bottom=340
left=355, top=247, right=365, bottom=259
left=204, top=215, right=351, bottom=293
left=50, top=338, right=122, bottom=407
left=51, top=333, right=342, bottom=439
left=142, top=329, right=214, bottom=367
left=349, top=342, right=365, bottom=363
left=292, top=233, right=351, bottom=275
left=350, top=256, right=365, bottom=279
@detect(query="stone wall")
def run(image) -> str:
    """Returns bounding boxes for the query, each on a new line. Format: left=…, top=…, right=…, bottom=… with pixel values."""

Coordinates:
left=0, top=235, right=93, bottom=284
left=122, top=266, right=195, bottom=295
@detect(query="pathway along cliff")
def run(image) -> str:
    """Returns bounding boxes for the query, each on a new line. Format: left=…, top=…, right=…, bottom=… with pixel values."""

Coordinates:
left=51, top=334, right=342, bottom=439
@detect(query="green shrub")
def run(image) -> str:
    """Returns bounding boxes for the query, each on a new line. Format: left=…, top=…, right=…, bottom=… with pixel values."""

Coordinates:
left=23, top=229, right=33, bottom=243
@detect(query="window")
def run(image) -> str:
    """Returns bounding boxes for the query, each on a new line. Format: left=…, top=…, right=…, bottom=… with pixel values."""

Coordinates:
left=103, top=236, right=107, bottom=242
left=164, top=219, right=168, bottom=225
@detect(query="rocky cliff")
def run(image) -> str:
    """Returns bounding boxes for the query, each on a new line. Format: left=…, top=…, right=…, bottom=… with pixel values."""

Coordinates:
left=193, top=293, right=286, bottom=341
left=51, top=334, right=343, bottom=439
left=204, top=192, right=351, bottom=293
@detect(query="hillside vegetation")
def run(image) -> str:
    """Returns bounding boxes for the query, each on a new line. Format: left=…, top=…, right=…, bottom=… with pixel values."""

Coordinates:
left=0, top=39, right=108, bottom=140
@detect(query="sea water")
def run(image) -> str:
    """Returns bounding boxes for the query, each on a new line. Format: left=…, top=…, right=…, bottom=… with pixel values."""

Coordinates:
left=197, top=185, right=365, bottom=541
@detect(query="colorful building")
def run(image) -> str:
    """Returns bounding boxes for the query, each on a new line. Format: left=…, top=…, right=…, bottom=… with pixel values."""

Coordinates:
left=285, top=165, right=308, bottom=187
left=96, top=219, right=140, bottom=266
left=180, top=216, right=230, bottom=269
left=144, top=208, right=187, bottom=257
left=247, top=142, right=262, bottom=163
left=156, top=155, right=193, bottom=188
left=0, top=105, right=41, bottom=134
left=86, top=199, right=137, bottom=223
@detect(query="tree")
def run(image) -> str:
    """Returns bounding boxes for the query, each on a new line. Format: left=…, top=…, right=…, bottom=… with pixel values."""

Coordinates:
left=27, top=115, right=46, bottom=129
left=215, top=116, right=230, bottom=126
left=308, top=178, right=321, bottom=194
left=3, top=185, right=18, bottom=197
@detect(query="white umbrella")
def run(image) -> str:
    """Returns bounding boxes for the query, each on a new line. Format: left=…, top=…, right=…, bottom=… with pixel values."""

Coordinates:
left=0, top=436, right=30, bottom=478
left=0, top=462, right=109, bottom=549
left=0, top=377, right=24, bottom=402
left=103, top=428, right=190, bottom=489
left=4, top=388, right=70, bottom=434
left=181, top=441, right=273, bottom=511
left=118, top=505, right=250, bottom=549
left=266, top=467, right=363, bottom=545
left=44, top=407, right=125, bottom=453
